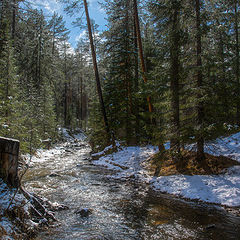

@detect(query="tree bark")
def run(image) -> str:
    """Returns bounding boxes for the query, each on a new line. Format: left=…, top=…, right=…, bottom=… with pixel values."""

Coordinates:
left=234, top=0, right=240, bottom=124
left=0, top=137, right=19, bottom=187
left=125, top=0, right=131, bottom=144
left=133, top=0, right=153, bottom=113
left=195, top=0, right=205, bottom=161
left=134, top=18, right=140, bottom=144
left=169, top=2, right=180, bottom=153
left=64, top=42, right=68, bottom=127
left=11, top=0, right=16, bottom=40
left=83, top=0, right=110, bottom=136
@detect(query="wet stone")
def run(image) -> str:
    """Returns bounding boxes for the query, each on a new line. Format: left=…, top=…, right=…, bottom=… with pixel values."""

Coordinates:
left=52, top=203, right=69, bottom=211
left=65, top=149, right=72, bottom=153
left=49, top=173, right=61, bottom=178
left=75, top=208, right=93, bottom=217
left=205, top=224, right=216, bottom=230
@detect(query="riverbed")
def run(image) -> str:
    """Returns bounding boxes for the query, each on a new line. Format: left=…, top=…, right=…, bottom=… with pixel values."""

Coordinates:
left=22, top=136, right=240, bottom=240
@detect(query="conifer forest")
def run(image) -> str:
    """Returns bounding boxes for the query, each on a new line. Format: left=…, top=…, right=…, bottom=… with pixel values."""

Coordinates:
left=0, top=0, right=240, bottom=239
left=0, top=0, right=239, bottom=156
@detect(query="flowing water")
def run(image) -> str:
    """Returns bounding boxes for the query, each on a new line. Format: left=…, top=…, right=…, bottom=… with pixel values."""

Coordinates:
left=23, top=137, right=240, bottom=240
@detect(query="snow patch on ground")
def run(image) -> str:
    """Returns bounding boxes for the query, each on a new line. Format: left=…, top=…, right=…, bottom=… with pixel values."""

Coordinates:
left=0, top=180, right=28, bottom=239
left=94, top=145, right=158, bottom=179
left=0, top=180, right=25, bottom=213
left=188, top=132, right=240, bottom=162
left=93, top=133, right=240, bottom=207
left=151, top=167, right=240, bottom=206
left=60, top=128, right=87, bottom=142
left=92, top=141, right=121, bottom=157
left=25, top=128, right=87, bottom=165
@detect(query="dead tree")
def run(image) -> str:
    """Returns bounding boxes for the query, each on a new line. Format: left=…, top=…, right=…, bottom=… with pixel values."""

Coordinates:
left=0, top=137, right=19, bottom=187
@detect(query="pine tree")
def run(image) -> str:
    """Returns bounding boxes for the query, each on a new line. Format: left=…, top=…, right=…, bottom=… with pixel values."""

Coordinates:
left=148, top=0, right=184, bottom=154
left=102, top=0, right=137, bottom=143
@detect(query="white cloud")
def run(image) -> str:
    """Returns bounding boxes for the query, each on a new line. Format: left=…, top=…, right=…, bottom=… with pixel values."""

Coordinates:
left=97, top=5, right=105, bottom=14
left=75, top=30, right=87, bottom=42
left=29, top=0, right=61, bottom=14
left=88, top=0, right=101, bottom=7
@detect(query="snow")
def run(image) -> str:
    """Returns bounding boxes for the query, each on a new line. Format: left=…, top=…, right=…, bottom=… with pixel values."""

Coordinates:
left=26, top=128, right=87, bottom=165
left=94, top=145, right=158, bottom=179
left=92, top=141, right=121, bottom=157
left=60, top=127, right=87, bottom=142
left=0, top=180, right=25, bottom=212
left=0, top=180, right=27, bottom=239
left=151, top=167, right=240, bottom=206
left=93, top=132, right=240, bottom=207
left=0, top=128, right=87, bottom=238
left=204, top=132, right=240, bottom=162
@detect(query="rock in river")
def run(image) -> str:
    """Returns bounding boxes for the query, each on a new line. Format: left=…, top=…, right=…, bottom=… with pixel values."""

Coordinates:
left=75, top=208, right=93, bottom=217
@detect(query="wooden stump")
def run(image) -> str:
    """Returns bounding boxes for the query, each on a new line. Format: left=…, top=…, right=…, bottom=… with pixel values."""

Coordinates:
left=0, top=137, right=20, bottom=187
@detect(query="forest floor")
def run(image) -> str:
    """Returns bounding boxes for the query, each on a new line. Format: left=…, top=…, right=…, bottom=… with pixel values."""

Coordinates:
left=92, top=132, right=240, bottom=208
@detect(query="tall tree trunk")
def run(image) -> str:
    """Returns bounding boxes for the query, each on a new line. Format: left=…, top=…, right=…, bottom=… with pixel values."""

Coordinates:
left=195, top=0, right=205, bottom=161
left=133, top=0, right=153, bottom=113
left=234, top=0, right=240, bottom=124
left=6, top=42, right=10, bottom=118
left=11, top=0, right=16, bottom=40
left=169, top=1, right=180, bottom=153
left=217, top=23, right=226, bottom=82
left=134, top=18, right=140, bottom=144
left=80, top=76, right=83, bottom=120
left=83, top=0, right=110, bottom=137
left=64, top=42, right=68, bottom=127
left=125, top=0, right=131, bottom=144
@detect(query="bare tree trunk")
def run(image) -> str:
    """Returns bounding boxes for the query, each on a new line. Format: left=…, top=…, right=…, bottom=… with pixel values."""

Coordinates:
left=80, top=76, right=83, bottom=120
left=6, top=42, right=10, bottom=118
left=133, top=0, right=153, bottom=113
left=11, top=0, right=16, bottom=40
left=169, top=2, right=180, bottom=153
left=83, top=0, right=110, bottom=137
left=195, top=0, right=205, bottom=161
left=134, top=18, right=140, bottom=144
left=234, top=0, right=240, bottom=124
left=125, top=0, right=131, bottom=144
left=63, top=42, right=68, bottom=127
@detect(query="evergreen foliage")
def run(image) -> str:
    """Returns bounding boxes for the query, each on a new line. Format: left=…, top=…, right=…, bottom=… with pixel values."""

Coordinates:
left=0, top=0, right=239, bottom=158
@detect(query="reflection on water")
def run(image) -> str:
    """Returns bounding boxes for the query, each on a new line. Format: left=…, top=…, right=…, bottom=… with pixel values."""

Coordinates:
left=23, top=140, right=240, bottom=240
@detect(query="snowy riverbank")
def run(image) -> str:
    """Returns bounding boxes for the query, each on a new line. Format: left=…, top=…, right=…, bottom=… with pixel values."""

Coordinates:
left=0, top=129, right=86, bottom=240
left=92, top=132, right=240, bottom=207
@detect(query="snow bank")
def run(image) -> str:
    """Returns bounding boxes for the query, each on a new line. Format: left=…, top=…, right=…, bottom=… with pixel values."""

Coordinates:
left=0, top=179, right=25, bottom=213
left=204, top=132, right=240, bottom=162
left=25, top=128, right=87, bottom=165
left=60, top=128, right=87, bottom=142
left=151, top=166, right=240, bottom=207
left=94, top=145, right=158, bottom=179
left=93, top=132, right=240, bottom=207
left=0, top=179, right=31, bottom=239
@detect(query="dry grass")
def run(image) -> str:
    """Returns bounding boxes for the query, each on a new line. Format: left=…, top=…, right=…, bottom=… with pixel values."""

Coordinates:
left=146, top=150, right=240, bottom=177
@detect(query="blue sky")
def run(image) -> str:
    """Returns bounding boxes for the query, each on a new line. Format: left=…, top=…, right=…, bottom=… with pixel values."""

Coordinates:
left=27, top=0, right=107, bottom=48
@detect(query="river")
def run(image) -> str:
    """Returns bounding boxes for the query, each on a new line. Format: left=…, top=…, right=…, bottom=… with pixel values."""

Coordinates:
left=22, top=135, right=240, bottom=240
